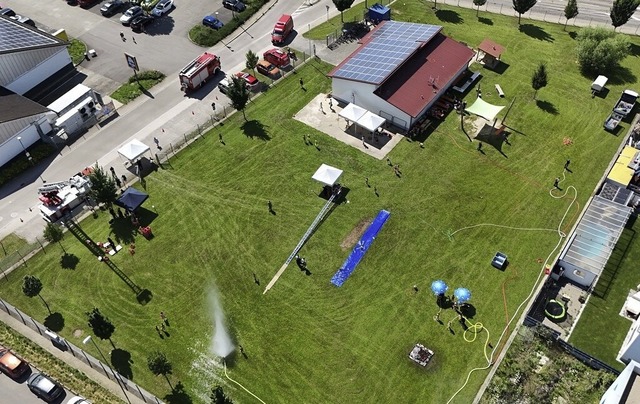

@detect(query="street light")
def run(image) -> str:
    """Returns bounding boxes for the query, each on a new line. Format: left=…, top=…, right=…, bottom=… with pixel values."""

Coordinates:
left=326, top=5, right=329, bottom=21
left=82, top=336, right=132, bottom=404
left=17, top=136, right=46, bottom=183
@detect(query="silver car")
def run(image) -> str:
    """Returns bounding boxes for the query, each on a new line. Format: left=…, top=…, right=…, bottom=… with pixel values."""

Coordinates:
left=151, top=0, right=173, bottom=17
left=119, top=6, right=143, bottom=25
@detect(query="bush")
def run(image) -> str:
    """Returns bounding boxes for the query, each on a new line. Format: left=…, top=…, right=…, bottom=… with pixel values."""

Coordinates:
left=189, top=0, right=270, bottom=47
left=128, top=70, right=165, bottom=83
left=67, top=38, right=87, bottom=65
left=0, top=141, right=55, bottom=187
left=111, top=70, right=166, bottom=104
left=576, top=27, right=630, bottom=74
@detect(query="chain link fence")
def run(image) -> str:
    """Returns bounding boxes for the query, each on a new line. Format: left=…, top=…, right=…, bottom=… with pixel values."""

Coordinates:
left=0, top=297, right=163, bottom=404
left=0, top=238, right=45, bottom=275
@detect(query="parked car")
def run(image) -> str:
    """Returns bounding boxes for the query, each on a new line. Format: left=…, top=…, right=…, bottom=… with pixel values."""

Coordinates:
left=0, top=8, right=16, bottom=16
left=151, top=0, right=173, bottom=17
left=217, top=77, right=230, bottom=94
left=256, top=60, right=280, bottom=78
left=130, top=14, right=154, bottom=32
left=27, top=373, right=65, bottom=402
left=68, top=396, right=91, bottom=404
left=9, top=15, right=36, bottom=27
left=119, top=6, right=143, bottom=25
left=235, top=72, right=259, bottom=90
left=100, top=0, right=125, bottom=17
left=222, top=0, right=246, bottom=12
left=0, top=348, right=30, bottom=379
left=202, top=15, right=223, bottom=30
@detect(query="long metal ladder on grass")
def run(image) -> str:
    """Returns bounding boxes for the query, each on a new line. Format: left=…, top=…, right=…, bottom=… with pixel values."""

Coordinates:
left=263, top=192, right=338, bottom=294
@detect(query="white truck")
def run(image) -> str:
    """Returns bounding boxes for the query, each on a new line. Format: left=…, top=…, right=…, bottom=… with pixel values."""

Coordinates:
left=179, top=52, right=221, bottom=92
left=38, top=175, right=92, bottom=222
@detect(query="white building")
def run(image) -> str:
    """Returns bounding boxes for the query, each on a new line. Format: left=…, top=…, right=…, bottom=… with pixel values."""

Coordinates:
left=329, top=21, right=474, bottom=130
left=601, top=360, right=640, bottom=404
left=0, top=16, right=73, bottom=101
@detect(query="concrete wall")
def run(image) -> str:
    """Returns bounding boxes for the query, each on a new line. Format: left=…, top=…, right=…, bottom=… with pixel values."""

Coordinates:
left=331, top=78, right=412, bottom=129
left=0, top=116, right=48, bottom=167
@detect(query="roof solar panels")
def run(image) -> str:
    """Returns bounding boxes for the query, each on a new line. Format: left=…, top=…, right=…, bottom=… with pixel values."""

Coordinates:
left=0, top=17, right=59, bottom=54
left=332, top=21, right=442, bottom=85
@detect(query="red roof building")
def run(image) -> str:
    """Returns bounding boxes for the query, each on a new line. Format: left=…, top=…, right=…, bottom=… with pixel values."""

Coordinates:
left=329, top=21, right=473, bottom=130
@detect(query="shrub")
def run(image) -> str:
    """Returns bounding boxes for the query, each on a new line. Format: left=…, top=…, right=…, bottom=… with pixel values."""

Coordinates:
left=190, top=0, right=270, bottom=47
left=576, top=27, right=630, bottom=74
left=128, top=70, right=165, bottom=83
left=0, top=141, right=55, bottom=187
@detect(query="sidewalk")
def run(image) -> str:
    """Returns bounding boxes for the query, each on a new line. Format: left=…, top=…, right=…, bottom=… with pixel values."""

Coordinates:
left=0, top=308, right=146, bottom=403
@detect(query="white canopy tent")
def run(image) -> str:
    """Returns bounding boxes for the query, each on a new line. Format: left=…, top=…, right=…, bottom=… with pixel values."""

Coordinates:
left=465, top=97, right=505, bottom=122
left=117, top=139, right=151, bottom=162
left=312, top=164, right=343, bottom=186
left=358, top=111, right=386, bottom=132
left=339, top=103, right=386, bottom=133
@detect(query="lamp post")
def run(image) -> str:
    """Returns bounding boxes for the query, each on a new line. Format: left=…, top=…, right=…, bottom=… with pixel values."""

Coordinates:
left=17, top=136, right=45, bottom=183
left=326, top=5, right=329, bottom=21
left=82, top=336, right=132, bottom=404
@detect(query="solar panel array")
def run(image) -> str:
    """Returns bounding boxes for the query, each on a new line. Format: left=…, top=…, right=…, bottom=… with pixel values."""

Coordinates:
left=333, top=22, right=441, bottom=85
left=0, top=17, right=58, bottom=53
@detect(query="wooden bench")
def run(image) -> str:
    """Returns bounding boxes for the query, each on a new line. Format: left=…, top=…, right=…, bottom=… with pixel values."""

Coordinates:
left=495, top=84, right=505, bottom=98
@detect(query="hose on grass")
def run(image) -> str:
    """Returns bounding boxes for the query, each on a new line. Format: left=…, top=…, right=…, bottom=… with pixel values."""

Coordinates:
left=444, top=173, right=578, bottom=404
left=224, top=360, right=266, bottom=404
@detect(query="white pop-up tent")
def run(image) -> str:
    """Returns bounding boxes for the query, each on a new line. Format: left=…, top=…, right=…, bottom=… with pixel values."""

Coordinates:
left=312, top=164, right=343, bottom=186
left=339, top=103, right=386, bottom=132
left=465, top=97, right=505, bottom=122
left=117, top=139, right=150, bottom=162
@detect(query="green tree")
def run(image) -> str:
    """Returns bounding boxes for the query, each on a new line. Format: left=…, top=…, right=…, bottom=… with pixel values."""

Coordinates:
left=22, top=275, right=51, bottom=314
left=564, top=0, right=579, bottom=30
left=245, top=50, right=258, bottom=76
left=576, top=27, right=630, bottom=73
left=43, top=222, right=66, bottom=254
left=210, top=385, right=233, bottom=404
left=227, top=76, right=250, bottom=121
left=332, top=0, right=355, bottom=23
left=147, top=351, right=173, bottom=390
left=86, top=308, right=116, bottom=348
left=531, top=63, right=548, bottom=99
left=474, top=0, right=487, bottom=16
left=512, top=0, right=537, bottom=25
left=610, top=0, right=640, bottom=29
left=88, top=165, right=117, bottom=207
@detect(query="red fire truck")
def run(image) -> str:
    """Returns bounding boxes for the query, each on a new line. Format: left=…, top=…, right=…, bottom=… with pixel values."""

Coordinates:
left=179, top=52, right=221, bottom=92
left=263, top=48, right=291, bottom=69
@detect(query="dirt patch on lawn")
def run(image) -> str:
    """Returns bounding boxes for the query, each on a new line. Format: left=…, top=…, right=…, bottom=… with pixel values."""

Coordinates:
left=340, top=218, right=372, bottom=250
left=73, top=329, right=83, bottom=338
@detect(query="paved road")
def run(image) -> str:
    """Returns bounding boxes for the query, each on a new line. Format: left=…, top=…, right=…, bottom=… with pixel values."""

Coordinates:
left=0, top=371, right=79, bottom=404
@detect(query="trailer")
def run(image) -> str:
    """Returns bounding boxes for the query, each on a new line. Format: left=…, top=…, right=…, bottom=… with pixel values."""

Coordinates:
left=604, top=89, right=638, bottom=132
left=179, top=52, right=221, bottom=92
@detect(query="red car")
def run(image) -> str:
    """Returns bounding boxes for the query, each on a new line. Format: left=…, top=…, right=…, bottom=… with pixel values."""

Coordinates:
left=0, top=348, right=30, bottom=379
left=235, top=72, right=259, bottom=91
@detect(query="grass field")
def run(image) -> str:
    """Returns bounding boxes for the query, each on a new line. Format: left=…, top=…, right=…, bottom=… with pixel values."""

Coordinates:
left=1, top=3, right=640, bottom=403
left=570, top=216, right=640, bottom=370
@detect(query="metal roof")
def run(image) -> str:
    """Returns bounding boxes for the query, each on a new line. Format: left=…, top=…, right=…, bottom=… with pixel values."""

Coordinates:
left=0, top=16, right=65, bottom=55
left=330, top=21, right=442, bottom=85
left=560, top=195, right=631, bottom=275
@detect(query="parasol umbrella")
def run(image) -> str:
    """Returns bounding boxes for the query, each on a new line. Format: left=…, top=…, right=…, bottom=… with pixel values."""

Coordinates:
left=454, top=287, right=471, bottom=303
left=431, top=280, right=448, bottom=296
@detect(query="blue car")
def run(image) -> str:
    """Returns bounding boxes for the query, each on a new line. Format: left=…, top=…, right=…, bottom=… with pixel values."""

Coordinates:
left=202, top=15, right=223, bottom=30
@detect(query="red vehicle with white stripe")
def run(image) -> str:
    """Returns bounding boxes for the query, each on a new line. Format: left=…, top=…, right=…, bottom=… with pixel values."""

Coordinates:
left=179, top=52, right=221, bottom=92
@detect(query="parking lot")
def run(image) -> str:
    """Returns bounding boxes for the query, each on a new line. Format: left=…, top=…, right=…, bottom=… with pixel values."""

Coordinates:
left=1, top=0, right=238, bottom=95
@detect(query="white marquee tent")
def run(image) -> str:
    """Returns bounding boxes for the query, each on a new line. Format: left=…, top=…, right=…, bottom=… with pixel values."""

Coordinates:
left=339, top=103, right=386, bottom=132
left=465, top=97, right=505, bottom=122
left=117, top=139, right=151, bottom=162
left=312, top=164, right=343, bottom=186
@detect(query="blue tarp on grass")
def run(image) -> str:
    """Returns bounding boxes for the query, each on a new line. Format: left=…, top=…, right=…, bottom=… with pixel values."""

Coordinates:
left=331, top=210, right=390, bottom=287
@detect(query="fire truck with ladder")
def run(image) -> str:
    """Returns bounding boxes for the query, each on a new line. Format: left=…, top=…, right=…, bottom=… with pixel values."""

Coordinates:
left=179, top=52, right=221, bottom=92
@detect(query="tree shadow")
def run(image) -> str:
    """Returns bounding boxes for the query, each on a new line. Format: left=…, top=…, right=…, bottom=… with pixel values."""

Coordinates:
left=137, top=289, right=153, bottom=305
left=44, top=312, right=65, bottom=332
left=478, top=16, right=493, bottom=25
left=111, top=348, right=134, bottom=380
left=604, top=65, right=637, bottom=85
left=241, top=120, right=271, bottom=140
left=435, top=9, right=463, bottom=24
left=164, top=381, right=193, bottom=404
left=536, top=99, right=559, bottom=115
left=109, top=217, right=138, bottom=244
left=60, top=253, right=79, bottom=269
left=519, top=24, right=554, bottom=42
left=146, top=15, right=175, bottom=36
left=630, top=43, right=640, bottom=57
left=568, top=31, right=578, bottom=40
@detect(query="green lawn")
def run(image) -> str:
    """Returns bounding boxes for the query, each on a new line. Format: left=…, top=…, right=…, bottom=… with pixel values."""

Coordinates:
left=570, top=217, right=640, bottom=370
left=1, top=3, right=640, bottom=403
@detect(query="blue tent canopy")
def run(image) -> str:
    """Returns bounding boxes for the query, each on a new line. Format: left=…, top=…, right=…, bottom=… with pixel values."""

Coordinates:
left=115, top=187, right=149, bottom=212
left=368, top=3, right=391, bottom=23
